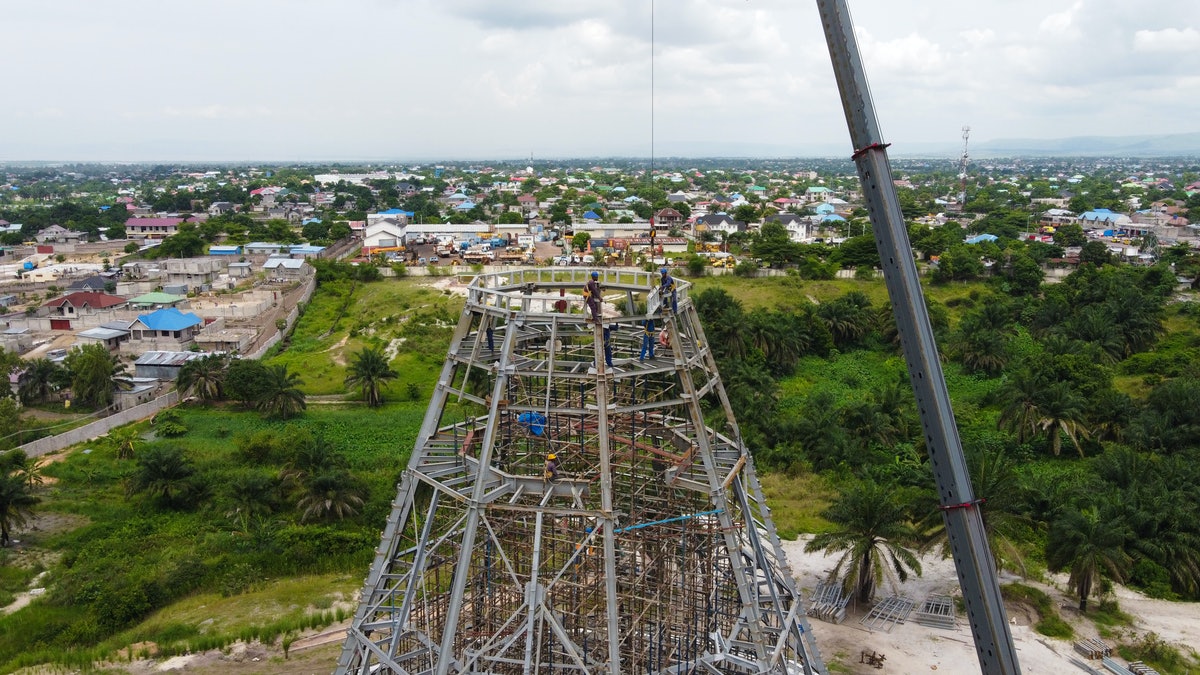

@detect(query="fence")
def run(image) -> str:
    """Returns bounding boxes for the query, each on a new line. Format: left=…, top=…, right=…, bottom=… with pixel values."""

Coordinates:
left=19, top=391, right=181, bottom=459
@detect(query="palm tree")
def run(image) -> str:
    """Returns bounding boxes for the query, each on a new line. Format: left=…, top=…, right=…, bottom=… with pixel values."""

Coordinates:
left=296, top=471, right=364, bottom=522
left=344, top=347, right=398, bottom=408
left=0, top=449, right=42, bottom=490
left=805, top=480, right=923, bottom=603
left=1036, top=382, right=1091, bottom=457
left=177, top=353, right=229, bottom=401
left=107, top=426, right=140, bottom=460
left=130, top=445, right=201, bottom=509
left=257, top=364, right=306, bottom=420
left=0, top=473, right=38, bottom=547
left=1046, top=504, right=1131, bottom=611
left=223, top=471, right=279, bottom=531
left=997, top=367, right=1046, bottom=444
left=64, top=344, right=129, bottom=410
left=817, top=298, right=872, bottom=348
left=956, top=329, right=1008, bottom=376
left=18, top=358, right=63, bottom=405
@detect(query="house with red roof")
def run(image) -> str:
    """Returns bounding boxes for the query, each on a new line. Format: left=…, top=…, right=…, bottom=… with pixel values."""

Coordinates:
left=43, top=292, right=127, bottom=317
left=41, top=292, right=127, bottom=331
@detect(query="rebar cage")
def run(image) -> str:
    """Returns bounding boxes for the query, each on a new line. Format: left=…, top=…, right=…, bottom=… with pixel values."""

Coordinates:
left=337, top=268, right=824, bottom=675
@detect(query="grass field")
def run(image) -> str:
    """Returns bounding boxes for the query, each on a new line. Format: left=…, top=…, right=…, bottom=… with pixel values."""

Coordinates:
left=265, top=277, right=464, bottom=396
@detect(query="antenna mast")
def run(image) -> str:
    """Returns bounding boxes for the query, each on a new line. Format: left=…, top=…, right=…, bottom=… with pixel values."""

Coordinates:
left=958, top=125, right=970, bottom=207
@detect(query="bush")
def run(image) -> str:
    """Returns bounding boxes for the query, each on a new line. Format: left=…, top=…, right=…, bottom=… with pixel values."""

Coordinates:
left=1119, top=632, right=1190, bottom=673
left=1001, top=583, right=1074, bottom=640
left=153, top=409, right=188, bottom=437
left=733, top=261, right=759, bottom=277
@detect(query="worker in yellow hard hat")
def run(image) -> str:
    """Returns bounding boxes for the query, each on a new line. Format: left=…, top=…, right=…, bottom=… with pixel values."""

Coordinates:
left=544, top=453, right=560, bottom=481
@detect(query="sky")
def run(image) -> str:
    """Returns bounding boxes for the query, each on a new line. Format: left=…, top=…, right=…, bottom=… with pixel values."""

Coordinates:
left=3, top=0, right=1199, bottom=162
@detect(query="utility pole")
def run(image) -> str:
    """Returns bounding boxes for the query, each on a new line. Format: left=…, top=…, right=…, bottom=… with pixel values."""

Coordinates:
left=815, top=2, right=1021, bottom=674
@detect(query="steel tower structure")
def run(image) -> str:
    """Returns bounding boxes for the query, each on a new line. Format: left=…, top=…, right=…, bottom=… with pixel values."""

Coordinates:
left=337, top=268, right=824, bottom=675
left=818, top=1, right=1020, bottom=672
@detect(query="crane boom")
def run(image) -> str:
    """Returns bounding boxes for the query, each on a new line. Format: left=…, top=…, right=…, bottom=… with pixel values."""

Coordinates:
left=814, top=2, right=1022, bottom=674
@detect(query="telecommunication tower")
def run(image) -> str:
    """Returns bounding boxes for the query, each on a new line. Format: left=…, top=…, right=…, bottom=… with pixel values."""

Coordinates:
left=958, top=126, right=971, bottom=207
left=337, top=269, right=824, bottom=675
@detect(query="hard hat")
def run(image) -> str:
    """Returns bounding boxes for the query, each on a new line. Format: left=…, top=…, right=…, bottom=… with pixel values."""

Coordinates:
left=591, top=271, right=598, bottom=279
left=660, top=267, right=668, bottom=275
left=547, top=453, right=557, bottom=460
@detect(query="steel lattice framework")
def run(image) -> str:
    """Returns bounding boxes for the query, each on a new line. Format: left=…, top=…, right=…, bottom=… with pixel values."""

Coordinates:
left=337, top=268, right=824, bottom=675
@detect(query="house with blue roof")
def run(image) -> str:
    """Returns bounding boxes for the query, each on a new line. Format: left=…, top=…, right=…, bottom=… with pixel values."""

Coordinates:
left=129, top=307, right=204, bottom=351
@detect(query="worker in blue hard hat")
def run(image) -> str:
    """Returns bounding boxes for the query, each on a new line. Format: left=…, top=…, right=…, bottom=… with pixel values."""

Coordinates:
left=584, top=271, right=602, bottom=324
left=658, top=267, right=677, bottom=314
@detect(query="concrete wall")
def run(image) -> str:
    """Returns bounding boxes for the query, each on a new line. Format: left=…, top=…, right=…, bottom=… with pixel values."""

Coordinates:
left=18, top=391, right=180, bottom=458
left=245, top=275, right=316, bottom=359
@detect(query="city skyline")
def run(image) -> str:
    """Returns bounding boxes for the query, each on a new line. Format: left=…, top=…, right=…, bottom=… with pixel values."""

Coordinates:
left=3, top=0, right=1199, bottom=162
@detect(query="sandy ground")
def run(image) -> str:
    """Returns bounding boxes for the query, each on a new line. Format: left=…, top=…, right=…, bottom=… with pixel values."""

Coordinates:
left=782, top=535, right=1200, bottom=674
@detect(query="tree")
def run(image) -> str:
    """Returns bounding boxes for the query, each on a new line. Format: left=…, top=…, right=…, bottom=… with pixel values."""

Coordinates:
left=805, top=480, right=923, bottom=603
left=0, top=468, right=37, bottom=546
left=18, top=358, right=63, bottom=405
left=1046, top=504, right=1131, bottom=611
left=571, top=232, right=591, bottom=251
left=223, top=471, right=279, bottom=532
left=225, top=358, right=272, bottom=408
left=177, top=353, right=229, bottom=401
left=64, top=343, right=127, bottom=410
left=256, top=364, right=306, bottom=420
left=997, top=367, right=1047, bottom=444
left=129, top=445, right=203, bottom=509
left=156, top=222, right=206, bottom=258
left=107, top=426, right=140, bottom=460
left=750, top=221, right=798, bottom=267
left=1079, top=241, right=1113, bottom=267
left=835, top=234, right=881, bottom=269
left=817, top=296, right=873, bottom=348
left=1052, top=223, right=1086, bottom=247
left=345, top=347, right=398, bottom=408
left=1036, top=381, right=1091, bottom=457
left=296, top=470, right=365, bottom=522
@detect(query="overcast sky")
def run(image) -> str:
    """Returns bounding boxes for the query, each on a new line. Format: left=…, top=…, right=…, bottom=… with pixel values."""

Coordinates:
left=3, top=0, right=1198, bottom=162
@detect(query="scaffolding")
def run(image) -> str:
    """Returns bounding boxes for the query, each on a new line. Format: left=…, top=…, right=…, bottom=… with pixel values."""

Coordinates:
left=336, top=268, right=825, bottom=674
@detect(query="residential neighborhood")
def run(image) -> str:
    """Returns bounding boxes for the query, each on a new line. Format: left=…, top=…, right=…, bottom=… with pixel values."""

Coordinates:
left=0, top=156, right=1197, bottom=413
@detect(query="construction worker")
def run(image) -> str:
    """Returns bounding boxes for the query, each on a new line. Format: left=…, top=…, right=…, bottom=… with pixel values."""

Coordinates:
left=544, top=452, right=560, bottom=480
left=584, top=271, right=602, bottom=324
left=658, top=267, right=677, bottom=314
left=639, top=319, right=655, bottom=361
left=658, top=326, right=671, bottom=351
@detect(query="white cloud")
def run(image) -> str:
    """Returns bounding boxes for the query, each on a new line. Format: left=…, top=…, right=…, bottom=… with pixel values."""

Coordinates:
left=1039, top=1, right=1083, bottom=37
left=1, top=0, right=1199, bottom=160
left=1133, top=27, right=1200, bottom=53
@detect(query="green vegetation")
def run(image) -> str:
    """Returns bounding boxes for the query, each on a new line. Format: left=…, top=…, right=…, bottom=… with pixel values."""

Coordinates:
left=1000, top=583, right=1074, bottom=639
left=6, top=257, right=1200, bottom=670
left=0, top=402, right=420, bottom=670
left=264, top=277, right=462, bottom=395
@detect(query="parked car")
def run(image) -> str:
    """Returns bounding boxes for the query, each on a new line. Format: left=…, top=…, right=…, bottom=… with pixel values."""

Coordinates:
left=417, top=257, right=427, bottom=265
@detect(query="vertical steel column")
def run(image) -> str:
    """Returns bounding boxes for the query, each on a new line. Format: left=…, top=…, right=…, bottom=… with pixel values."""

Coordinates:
left=815, top=2, right=1021, bottom=674
left=592, top=322, right=623, bottom=673
left=434, top=317, right=519, bottom=675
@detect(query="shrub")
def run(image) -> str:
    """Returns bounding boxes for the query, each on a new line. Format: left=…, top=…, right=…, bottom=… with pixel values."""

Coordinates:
left=153, top=409, right=188, bottom=437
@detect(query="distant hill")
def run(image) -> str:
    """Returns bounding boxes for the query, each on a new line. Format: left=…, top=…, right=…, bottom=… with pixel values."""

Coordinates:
left=974, top=132, right=1200, bottom=157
